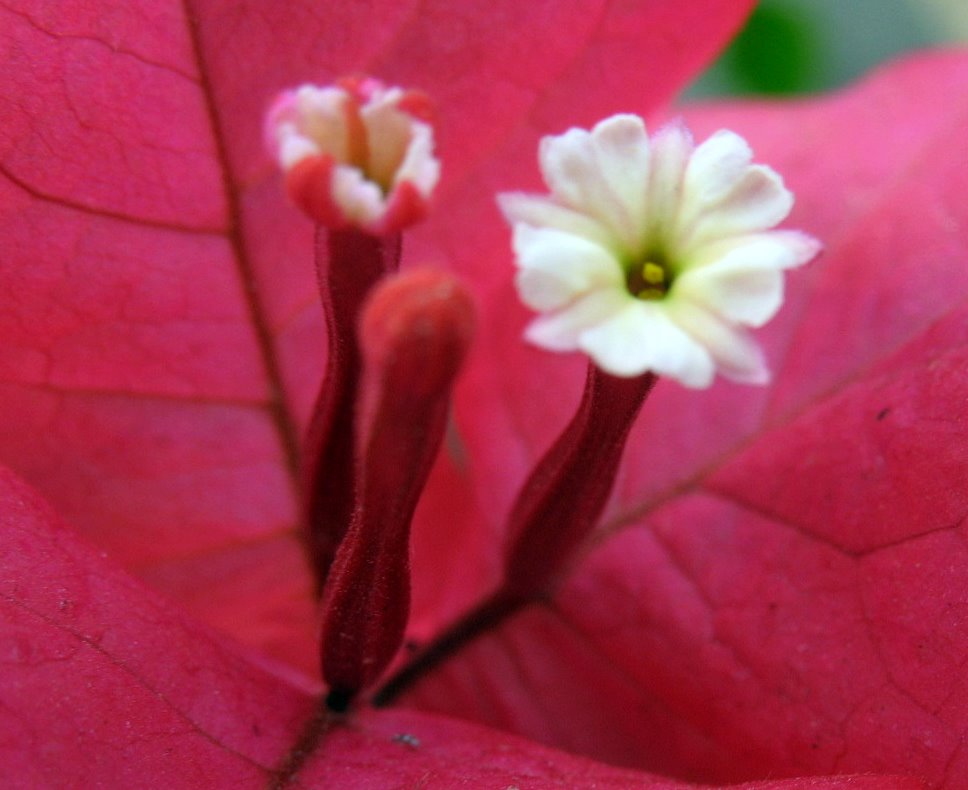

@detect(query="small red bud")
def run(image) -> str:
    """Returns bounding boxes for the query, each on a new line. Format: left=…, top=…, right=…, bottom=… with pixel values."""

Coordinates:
left=320, top=269, right=474, bottom=707
left=360, top=268, right=475, bottom=400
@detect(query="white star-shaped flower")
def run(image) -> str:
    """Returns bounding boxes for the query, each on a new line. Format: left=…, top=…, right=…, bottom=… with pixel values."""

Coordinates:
left=498, top=115, right=821, bottom=387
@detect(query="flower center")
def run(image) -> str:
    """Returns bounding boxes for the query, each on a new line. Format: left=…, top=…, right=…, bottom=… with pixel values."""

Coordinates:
left=625, top=252, right=673, bottom=301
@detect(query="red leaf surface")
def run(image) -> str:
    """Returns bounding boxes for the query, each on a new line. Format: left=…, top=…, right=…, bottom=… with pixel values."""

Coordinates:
left=0, top=0, right=753, bottom=674
left=400, top=51, right=968, bottom=786
left=3, top=466, right=907, bottom=788
left=2, top=0, right=962, bottom=787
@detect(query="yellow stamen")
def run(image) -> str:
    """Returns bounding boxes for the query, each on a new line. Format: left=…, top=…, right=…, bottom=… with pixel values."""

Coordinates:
left=642, top=262, right=665, bottom=286
left=635, top=261, right=667, bottom=300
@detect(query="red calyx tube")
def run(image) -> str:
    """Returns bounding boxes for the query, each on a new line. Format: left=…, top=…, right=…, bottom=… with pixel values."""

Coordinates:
left=319, top=269, right=475, bottom=710
left=374, top=364, right=655, bottom=705
left=502, top=365, right=656, bottom=596
left=302, top=227, right=402, bottom=591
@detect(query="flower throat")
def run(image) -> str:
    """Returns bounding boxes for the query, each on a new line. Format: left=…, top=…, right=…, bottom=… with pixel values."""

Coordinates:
left=625, top=249, right=673, bottom=300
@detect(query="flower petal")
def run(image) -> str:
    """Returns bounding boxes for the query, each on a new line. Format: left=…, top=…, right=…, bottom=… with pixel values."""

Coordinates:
left=669, top=300, right=770, bottom=384
left=675, top=232, right=819, bottom=326
left=363, top=94, right=417, bottom=190
left=331, top=165, right=385, bottom=226
left=677, top=261, right=783, bottom=328
left=295, top=85, right=352, bottom=161
left=394, top=120, right=440, bottom=196
left=645, top=121, right=693, bottom=243
left=682, top=165, right=794, bottom=250
left=498, top=193, right=615, bottom=248
left=538, top=116, right=651, bottom=250
left=512, top=225, right=623, bottom=311
left=587, top=116, right=652, bottom=245
left=684, top=129, right=753, bottom=204
left=524, top=289, right=630, bottom=351
left=676, top=129, right=753, bottom=234
left=277, top=125, right=320, bottom=169
left=578, top=302, right=715, bottom=386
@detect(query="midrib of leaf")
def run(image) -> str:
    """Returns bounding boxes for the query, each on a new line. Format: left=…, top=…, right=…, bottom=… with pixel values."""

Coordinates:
left=0, top=589, right=274, bottom=774
left=180, top=0, right=302, bottom=488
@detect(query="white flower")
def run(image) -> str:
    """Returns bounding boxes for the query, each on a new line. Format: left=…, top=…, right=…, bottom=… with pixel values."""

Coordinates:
left=265, top=77, right=440, bottom=234
left=498, top=115, right=821, bottom=387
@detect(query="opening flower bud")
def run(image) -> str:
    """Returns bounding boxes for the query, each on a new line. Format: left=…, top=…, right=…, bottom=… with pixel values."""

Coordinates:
left=266, top=76, right=440, bottom=234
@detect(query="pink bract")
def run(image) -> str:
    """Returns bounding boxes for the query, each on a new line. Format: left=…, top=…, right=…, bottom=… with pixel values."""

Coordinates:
left=2, top=0, right=966, bottom=786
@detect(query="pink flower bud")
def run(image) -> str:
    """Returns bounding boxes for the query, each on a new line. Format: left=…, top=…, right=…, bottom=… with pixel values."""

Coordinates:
left=266, top=77, right=440, bottom=234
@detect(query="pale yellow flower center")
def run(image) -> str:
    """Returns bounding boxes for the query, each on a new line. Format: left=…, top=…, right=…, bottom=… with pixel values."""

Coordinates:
left=624, top=251, right=674, bottom=301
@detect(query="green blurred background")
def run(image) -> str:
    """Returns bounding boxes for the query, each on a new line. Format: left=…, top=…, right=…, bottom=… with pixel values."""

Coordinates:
left=688, top=0, right=968, bottom=97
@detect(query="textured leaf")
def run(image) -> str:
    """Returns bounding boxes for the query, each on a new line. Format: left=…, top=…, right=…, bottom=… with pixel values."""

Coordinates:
left=2, top=466, right=906, bottom=789
left=3, top=0, right=951, bottom=787
left=400, top=51, right=968, bottom=786
left=0, top=0, right=754, bottom=675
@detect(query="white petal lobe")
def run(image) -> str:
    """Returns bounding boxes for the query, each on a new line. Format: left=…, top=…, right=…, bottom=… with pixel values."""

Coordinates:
left=670, top=301, right=770, bottom=384
left=498, top=193, right=614, bottom=247
left=579, top=303, right=715, bottom=386
left=525, top=289, right=631, bottom=351
left=645, top=122, right=693, bottom=241
left=512, top=225, right=623, bottom=311
left=683, top=165, right=794, bottom=250
left=684, top=129, right=753, bottom=204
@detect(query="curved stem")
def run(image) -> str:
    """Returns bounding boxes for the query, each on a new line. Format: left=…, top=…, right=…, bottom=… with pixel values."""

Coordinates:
left=374, top=365, right=656, bottom=702
left=503, top=367, right=656, bottom=596
left=372, top=589, right=525, bottom=706
left=302, top=227, right=401, bottom=592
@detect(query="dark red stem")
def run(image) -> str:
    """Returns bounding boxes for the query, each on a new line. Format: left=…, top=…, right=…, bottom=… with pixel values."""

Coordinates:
left=503, top=365, right=656, bottom=596
left=372, top=589, right=524, bottom=706
left=319, top=271, right=474, bottom=707
left=374, top=365, right=656, bottom=704
left=302, top=227, right=401, bottom=592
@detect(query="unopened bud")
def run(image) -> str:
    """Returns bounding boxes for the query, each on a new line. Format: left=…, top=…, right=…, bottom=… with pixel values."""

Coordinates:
left=320, top=269, right=474, bottom=706
left=360, top=268, right=475, bottom=402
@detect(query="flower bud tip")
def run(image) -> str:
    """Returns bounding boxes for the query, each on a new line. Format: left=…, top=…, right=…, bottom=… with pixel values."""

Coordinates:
left=360, top=268, right=475, bottom=395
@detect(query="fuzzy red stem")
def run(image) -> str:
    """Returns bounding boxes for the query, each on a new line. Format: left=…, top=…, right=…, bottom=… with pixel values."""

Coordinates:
left=302, top=227, right=401, bottom=592
left=503, top=365, right=656, bottom=596
left=375, top=365, right=655, bottom=704
left=320, top=271, right=473, bottom=707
